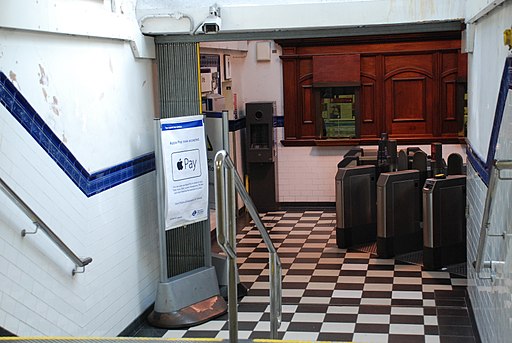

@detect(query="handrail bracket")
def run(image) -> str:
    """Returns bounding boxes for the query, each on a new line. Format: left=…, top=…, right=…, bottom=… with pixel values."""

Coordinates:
left=0, top=177, right=92, bottom=276
left=21, top=222, right=40, bottom=237
left=73, top=265, right=86, bottom=276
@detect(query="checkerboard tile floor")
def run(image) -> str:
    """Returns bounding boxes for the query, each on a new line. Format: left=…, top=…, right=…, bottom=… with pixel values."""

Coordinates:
left=152, top=210, right=478, bottom=343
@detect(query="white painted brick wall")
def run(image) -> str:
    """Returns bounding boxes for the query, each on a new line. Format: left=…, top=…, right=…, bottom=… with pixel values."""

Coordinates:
left=466, top=92, right=512, bottom=342
left=0, top=4, right=160, bottom=334
left=276, top=132, right=466, bottom=203
left=466, top=2, right=512, bottom=342
left=467, top=162, right=512, bottom=342
left=0, top=101, right=160, bottom=336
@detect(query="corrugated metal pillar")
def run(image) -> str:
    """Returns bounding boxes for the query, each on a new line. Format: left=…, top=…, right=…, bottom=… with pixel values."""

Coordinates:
left=149, top=41, right=226, bottom=328
left=157, top=42, right=210, bottom=277
left=157, top=42, right=201, bottom=121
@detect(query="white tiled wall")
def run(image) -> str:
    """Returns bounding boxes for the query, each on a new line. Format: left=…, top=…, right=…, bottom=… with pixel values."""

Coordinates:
left=0, top=105, right=160, bottom=336
left=465, top=2, right=512, bottom=342
left=0, top=1, right=160, bottom=335
left=276, top=127, right=466, bottom=203
left=467, top=162, right=512, bottom=342
left=466, top=94, right=512, bottom=343
left=0, top=25, right=154, bottom=174
left=276, top=129, right=350, bottom=203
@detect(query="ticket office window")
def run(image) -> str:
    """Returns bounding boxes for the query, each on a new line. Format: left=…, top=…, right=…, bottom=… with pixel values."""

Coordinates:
left=316, top=86, right=359, bottom=139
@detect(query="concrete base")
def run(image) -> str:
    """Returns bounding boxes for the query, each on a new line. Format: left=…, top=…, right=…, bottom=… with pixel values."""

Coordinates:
left=148, top=266, right=227, bottom=328
left=212, top=253, right=248, bottom=299
left=148, top=295, right=226, bottom=329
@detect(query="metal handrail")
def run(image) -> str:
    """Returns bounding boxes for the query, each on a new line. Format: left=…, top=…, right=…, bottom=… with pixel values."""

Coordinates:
left=474, top=160, right=512, bottom=280
left=214, top=150, right=282, bottom=342
left=0, top=177, right=92, bottom=276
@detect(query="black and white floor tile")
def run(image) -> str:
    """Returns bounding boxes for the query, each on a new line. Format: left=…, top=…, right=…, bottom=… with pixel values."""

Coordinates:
left=135, top=210, right=479, bottom=343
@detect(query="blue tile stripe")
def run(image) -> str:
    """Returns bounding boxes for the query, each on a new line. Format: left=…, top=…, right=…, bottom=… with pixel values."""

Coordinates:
left=486, top=57, right=512, bottom=168
left=467, top=56, right=512, bottom=186
left=0, top=71, right=155, bottom=197
left=466, top=144, right=489, bottom=187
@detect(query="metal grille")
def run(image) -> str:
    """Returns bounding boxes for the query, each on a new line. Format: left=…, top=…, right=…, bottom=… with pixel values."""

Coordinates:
left=156, top=42, right=201, bottom=117
left=166, top=223, right=209, bottom=277
left=353, top=241, right=378, bottom=255
left=155, top=41, right=209, bottom=278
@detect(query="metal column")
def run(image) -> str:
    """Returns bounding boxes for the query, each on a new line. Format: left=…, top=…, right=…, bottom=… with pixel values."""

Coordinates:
left=148, top=41, right=226, bottom=328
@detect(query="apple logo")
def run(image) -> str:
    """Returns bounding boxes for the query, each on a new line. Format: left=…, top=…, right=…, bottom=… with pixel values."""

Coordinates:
left=177, top=159, right=183, bottom=171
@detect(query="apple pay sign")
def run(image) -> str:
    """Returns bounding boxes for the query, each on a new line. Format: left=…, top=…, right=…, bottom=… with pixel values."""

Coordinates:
left=171, top=149, right=202, bottom=181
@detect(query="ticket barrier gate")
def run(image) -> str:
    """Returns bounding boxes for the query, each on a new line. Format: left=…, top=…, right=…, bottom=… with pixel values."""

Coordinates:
left=422, top=175, right=467, bottom=270
left=335, top=165, right=376, bottom=248
left=376, top=170, right=422, bottom=258
left=335, top=141, right=459, bottom=257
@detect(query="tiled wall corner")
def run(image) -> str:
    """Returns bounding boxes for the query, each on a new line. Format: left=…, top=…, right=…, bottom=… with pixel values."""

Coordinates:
left=0, top=102, right=160, bottom=335
left=467, top=161, right=512, bottom=342
left=0, top=67, right=159, bottom=338
left=0, top=72, right=156, bottom=198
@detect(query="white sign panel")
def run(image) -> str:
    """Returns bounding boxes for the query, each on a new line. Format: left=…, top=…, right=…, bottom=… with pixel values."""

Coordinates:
left=160, top=115, right=208, bottom=229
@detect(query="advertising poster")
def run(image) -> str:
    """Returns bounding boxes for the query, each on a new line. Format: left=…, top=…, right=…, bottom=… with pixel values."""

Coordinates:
left=160, top=115, right=208, bottom=229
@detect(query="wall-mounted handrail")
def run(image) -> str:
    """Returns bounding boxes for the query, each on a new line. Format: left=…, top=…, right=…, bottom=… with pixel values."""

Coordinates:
left=215, top=150, right=282, bottom=343
left=0, top=177, right=92, bottom=276
left=474, top=160, right=512, bottom=280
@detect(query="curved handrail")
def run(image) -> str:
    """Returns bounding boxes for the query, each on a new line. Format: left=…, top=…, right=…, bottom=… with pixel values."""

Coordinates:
left=0, top=177, right=92, bottom=275
left=214, top=150, right=282, bottom=342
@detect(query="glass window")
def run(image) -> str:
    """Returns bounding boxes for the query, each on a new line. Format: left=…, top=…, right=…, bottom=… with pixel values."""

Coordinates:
left=318, top=86, right=358, bottom=139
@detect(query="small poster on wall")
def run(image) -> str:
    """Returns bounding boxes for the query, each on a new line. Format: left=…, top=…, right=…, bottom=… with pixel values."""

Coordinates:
left=160, top=115, right=208, bottom=229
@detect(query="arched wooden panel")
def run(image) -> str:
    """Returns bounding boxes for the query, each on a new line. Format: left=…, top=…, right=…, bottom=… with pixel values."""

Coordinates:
left=392, top=76, right=427, bottom=121
left=384, top=55, right=434, bottom=136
